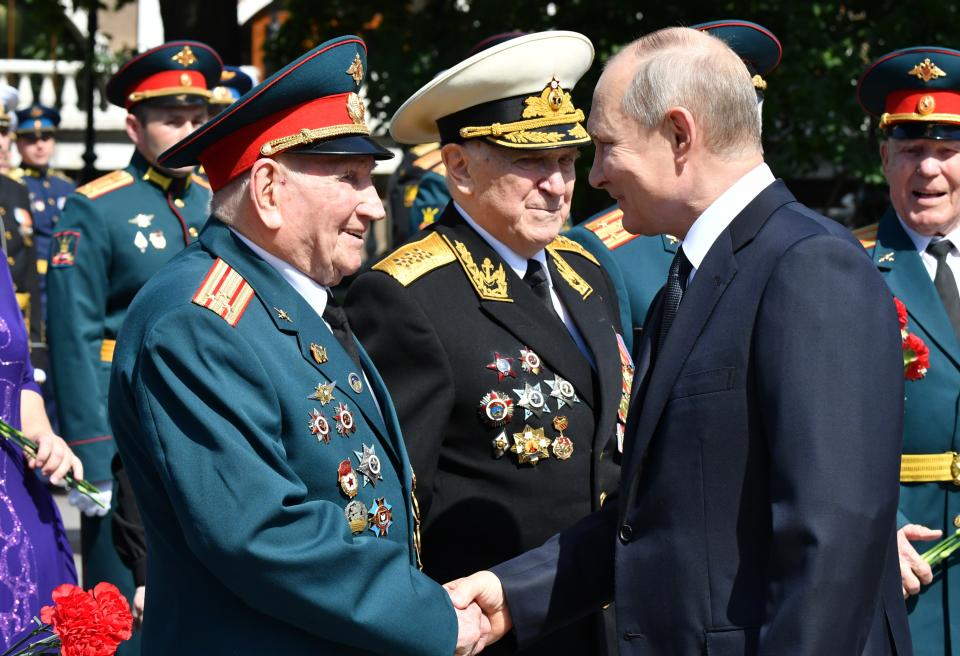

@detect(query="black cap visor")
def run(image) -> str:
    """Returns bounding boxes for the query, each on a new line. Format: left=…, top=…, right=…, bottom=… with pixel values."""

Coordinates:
left=885, top=122, right=960, bottom=140
left=287, top=134, right=394, bottom=160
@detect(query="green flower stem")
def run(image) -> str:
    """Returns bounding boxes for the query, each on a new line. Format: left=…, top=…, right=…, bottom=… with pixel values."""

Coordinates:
left=922, top=529, right=960, bottom=567
left=0, top=624, right=55, bottom=656
left=0, top=418, right=105, bottom=508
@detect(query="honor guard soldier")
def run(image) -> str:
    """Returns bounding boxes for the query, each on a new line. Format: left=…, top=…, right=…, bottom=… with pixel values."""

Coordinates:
left=0, top=92, right=43, bottom=387
left=857, top=46, right=960, bottom=656
left=567, top=20, right=781, bottom=354
left=208, top=65, right=254, bottom=115
left=46, top=40, right=221, bottom=650
left=346, top=32, right=630, bottom=655
left=109, top=35, right=483, bottom=654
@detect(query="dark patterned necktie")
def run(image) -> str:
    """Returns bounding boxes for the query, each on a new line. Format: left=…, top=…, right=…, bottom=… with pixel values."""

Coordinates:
left=523, top=259, right=562, bottom=323
left=323, top=299, right=363, bottom=369
left=656, top=247, right=691, bottom=354
left=927, top=239, right=960, bottom=338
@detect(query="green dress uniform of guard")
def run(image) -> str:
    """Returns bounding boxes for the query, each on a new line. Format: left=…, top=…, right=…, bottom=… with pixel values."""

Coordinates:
left=45, top=40, right=221, bottom=651
left=347, top=32, right=631, bottom=656
left=567, top=20, right=781, bottom=355
left=856, top=46, right=960, bottom=656
left=110, top=36, right=459, bottom=653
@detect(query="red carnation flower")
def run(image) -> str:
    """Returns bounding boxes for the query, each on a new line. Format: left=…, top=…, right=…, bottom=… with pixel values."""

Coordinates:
left=37, top=582, right=133, bottom=656
left=903, top=332, right=930, bottom=381
left=893, top=297, right=909, bottom=334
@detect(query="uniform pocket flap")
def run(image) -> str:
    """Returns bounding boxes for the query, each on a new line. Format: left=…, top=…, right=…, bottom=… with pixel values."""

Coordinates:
left=671, top=366, right=736, bottom=400
left=704, top=626, right=759, bottom=655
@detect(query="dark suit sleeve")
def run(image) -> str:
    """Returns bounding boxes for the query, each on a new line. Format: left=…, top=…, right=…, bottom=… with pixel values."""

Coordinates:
left=111, top=453, right=146, bottom=587
left=345, top=272, right=455, bottom=520
left=490, top=502, right=618, bottom=647
left=753, top=234, right=904, bottom=653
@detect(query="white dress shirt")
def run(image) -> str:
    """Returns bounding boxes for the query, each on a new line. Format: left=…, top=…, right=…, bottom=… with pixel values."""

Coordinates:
left=897, top=215, right=960, bottom=291
left=681, top=163, right=776, bottom=285
left=454, top=202, right=595, bottom=368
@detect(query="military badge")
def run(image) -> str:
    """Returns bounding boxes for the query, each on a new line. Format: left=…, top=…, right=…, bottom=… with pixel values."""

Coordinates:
left=51, top=230, right=80, bottom=267
left=148, top=231, right=166, bottom=250
left=309, top=381, right=336, bottom=405
left=189, top=226, right=199, bottom=239
left=274, top=307, right=293, bottom=322
left=545, top=375, right=579, bottom=409
left=486, top=352, right=517, bottom=381
left=33, top=200, right=44, bottom=213
left=308, top=408, right=331, bottom=443
left=511, top=425, right=552, bottom=465
left=518, top=347, right=542, bottom=375
left=368, top=497, right=393, bottom=537
left=348, top=372, right=363, bottom=394
left=513, top=382, right=550, bottom=419
left=128, top=213, right=154, bottom=229
left=354, top=443, right=383, bottom=487
left=134, top=231, right=149, bottom=253
left=478, top=391, right=514, bottom=427
left=338, top=459, right=359, bottom=498
left=551, top=416, right=573, bottom=460
left=491, top=431, right=510, bottom=458
left=334, top=402, right=356, bottom=436
left=344, top=499, right=368, bottom=534
left=310, top=343, right=328, bottom=364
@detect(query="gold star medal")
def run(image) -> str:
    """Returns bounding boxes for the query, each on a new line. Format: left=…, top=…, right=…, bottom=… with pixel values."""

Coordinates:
left=511, top=425, right=551, bottom=465
left=308, top=381, right=336, bottom=405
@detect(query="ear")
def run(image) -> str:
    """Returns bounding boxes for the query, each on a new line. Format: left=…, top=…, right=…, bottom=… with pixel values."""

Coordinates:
left=250, top=158, right=284, bottom=230
left=441, top=143, right=474, bottom=196
left=879, top=140, right=890, bottom=171
left=125, top=113, right=142, bottom=149
left=664, top=107, right=695, bottom=162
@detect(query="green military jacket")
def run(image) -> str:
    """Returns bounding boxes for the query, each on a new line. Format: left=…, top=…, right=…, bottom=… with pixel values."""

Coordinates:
left=46, top=151, right=210, bottom=480
left=109, top=218, right=457, bottom=654
left=858, top=210, right=960, bottom=656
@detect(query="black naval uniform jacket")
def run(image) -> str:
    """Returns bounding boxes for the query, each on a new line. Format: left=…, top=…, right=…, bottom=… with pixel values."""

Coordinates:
left=346, top=205, right=630, bottom=655
left=0, top=175, right=41, bottom=362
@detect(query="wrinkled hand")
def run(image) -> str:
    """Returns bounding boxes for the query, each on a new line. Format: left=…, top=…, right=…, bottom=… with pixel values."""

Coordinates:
left=452, top=601, right=490, bottom=655
left=28, top=431, right=83, bottom=486
left=446, top=571, right=512, bottom=650
left=898, top=523, right=942, bottom=598
left=68, top=480, right=112, bottom=517
left=132, top=586, right=145, bottom=631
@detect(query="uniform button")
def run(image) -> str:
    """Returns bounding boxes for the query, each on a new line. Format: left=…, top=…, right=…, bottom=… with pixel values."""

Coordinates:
left=6, top=256, right=13, bottom=266
left=4, top=231, right=10, bottom=240
left=619, top=523, right=633, bottom=542
left=174, top=198, right=185, bottom=208
left=599, top=491, right=608, bottom=507
left=47, top=198, right=55, bottom=205
left=954, top=514, right=960, bottom=529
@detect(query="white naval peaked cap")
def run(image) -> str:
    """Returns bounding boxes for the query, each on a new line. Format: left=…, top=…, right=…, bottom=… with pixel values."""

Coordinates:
left=390, top=30, right=594, bottom=148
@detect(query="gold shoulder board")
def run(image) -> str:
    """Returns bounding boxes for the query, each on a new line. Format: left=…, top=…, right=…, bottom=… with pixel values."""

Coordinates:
left=75, top=170, right=135, bottom=200
left=191, top=258, right=255, bottom=327
left=852, top=222, right=878, bottom=249
left=372, top=232, right=456, bottom=286
left=191, top=172, right=211, bottom=190
left=548, top=234, right=600, bottom=266
left=6, top=168, right=24, bottom=183
left=582, top=208, right=639, bottom=251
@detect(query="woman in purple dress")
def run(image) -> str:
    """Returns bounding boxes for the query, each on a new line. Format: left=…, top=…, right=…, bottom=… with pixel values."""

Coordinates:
left=0, top=257, right=82, bottom=650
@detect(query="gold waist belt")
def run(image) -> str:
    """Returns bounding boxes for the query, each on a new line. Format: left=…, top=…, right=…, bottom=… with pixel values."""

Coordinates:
left=100, top=338, right=116, bottom=363
left=900, top=452, right=960, bottom=485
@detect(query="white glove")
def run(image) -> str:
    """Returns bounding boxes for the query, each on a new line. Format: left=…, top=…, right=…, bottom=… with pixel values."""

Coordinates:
left=33, top=368, right=46, bottom=384
left=68, top=480, right=112, bottom=517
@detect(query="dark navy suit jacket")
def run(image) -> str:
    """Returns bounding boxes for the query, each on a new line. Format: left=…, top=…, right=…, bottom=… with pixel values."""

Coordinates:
left=492, top=181, right=912, bottom=656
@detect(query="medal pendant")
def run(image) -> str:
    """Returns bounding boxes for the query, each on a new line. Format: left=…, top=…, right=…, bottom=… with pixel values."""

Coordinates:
left=368, top=497, right=393, bottom=537
left=519, top=347, right=542, bottom=375
left=334, top=402, right=356, bottom=436
left=308, top=408, right=331, bottom=443
left=338, top=459, right=359, bottom=498
left=345, top=500, right=368, bottom=534
left=478, top=391, right=514, bottom=427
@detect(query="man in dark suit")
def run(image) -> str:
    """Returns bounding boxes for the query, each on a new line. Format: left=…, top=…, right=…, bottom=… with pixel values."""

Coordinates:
left=447, top=26, right=912, bottom=655
left=346, top=31, right=630, bottom=655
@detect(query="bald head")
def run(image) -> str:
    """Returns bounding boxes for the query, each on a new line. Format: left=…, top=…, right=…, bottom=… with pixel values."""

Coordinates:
left=611, top=27, right=761, bottom=158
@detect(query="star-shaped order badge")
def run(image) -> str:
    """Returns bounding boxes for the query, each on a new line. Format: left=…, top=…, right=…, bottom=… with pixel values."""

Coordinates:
left=545, top=374, right=579, bottom=409
left=511, top=425, right=552, bottom=465
left=478, top=391, right=514, bottom=427
left=307, top=408, right=331, bottom=444
left=354, top=444, right=383, bottom=487
left=338, top=459, right=359, bottom=498
left=368, top=497, right=393, bottom=537
left=518, top=347, right=542, bottom=375
left=333, top=402, right=356, bottom=436
left=513, top=382, right=550, bottom=419
left=309, top=381, right=336, bottom=405
left=486, top=352, right=516, bottom=381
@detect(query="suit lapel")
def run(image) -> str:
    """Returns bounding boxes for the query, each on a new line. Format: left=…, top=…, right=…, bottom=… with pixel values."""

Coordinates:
left=875, top=212, right=960, bottom=368
left=432, top=214, right=595, bottom=403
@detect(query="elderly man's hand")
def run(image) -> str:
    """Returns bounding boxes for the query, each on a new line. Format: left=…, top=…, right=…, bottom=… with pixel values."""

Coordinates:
left=132, top=586, right=145, bottom=631
left=898, top=523, right=943, bottom=598
left=446, top=571, right=512, bottom=652
left=452, top=601, right=491, bottom=655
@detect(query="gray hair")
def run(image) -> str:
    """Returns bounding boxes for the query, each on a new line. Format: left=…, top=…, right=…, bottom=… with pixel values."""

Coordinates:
left=208, top=174, right=250, bottom=225
left=618, top=27, right=761, bottom=158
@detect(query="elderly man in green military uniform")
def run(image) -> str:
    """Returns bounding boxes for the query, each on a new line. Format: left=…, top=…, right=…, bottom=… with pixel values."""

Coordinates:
left=855, top=46, right=960, bottom=656
left=567, top=20, right=782, bottom=354
left=348, top=32, right=630, bottom=656
left=46, top=40, right=221, bottom=651
left=110, top=35, right=485, bottom=654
